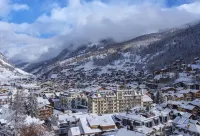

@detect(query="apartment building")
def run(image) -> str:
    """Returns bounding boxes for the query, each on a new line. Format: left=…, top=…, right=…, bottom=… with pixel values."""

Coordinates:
left=60, top=89, right=88, bottom=109
left=88, top=88, right=144, bottom=114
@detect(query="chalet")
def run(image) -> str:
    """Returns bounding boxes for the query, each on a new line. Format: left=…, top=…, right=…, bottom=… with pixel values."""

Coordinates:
left=174, top=94, right=184, bottom=101
left=142, top=95, right=153, bottom=107
left=189, top=99, right=200, bottom=108
left=161, top=87, right=176, bottom=93
left=154, top=74, right=172, bottom=83
left=37, top=97, right=53, bottom=120
left=182, top=112, right=195, bottom=119
left=173, top=116, right=200, bottom=136
left=52, top=113, right=78, bottom=135
left=154, top=71, right=160, bottom=75
left=193, top=90, right=200, bottom=98
left=145, top=83, right=158, bottom=89
left=185, top=66, right=193, bottom=72
left=167, top=101, right=182, bottom=110
left=173, top=81, right=186, bottom=88
left=195, top=74, right=200, bottom=81
left=182, top=91, right=194, bottom=101
left=160, top=68, right=171, bottom=74
left=178, top=104, right=200, bottom=116
left=0, top=95, right=9, bottom=105
left=184, top=83, right=200, bottom=90
left=0, top=89, right=10, bottom=105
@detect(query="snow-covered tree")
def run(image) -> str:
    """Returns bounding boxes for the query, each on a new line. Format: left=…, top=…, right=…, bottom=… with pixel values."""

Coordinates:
left=10, top=89, right=26, bottom=133
left=27, top=93, right=38, bottom=117
left=155, top=91, right=164, bottom=104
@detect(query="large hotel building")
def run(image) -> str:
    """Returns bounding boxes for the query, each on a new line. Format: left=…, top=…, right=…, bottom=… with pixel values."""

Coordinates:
left=88, top=88, right=147, bottom=114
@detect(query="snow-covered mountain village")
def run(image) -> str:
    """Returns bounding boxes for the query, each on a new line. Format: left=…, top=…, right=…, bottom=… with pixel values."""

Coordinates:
left=2, top=0, right=200, bottom=136
left=1, top=46, right=200, bottom=136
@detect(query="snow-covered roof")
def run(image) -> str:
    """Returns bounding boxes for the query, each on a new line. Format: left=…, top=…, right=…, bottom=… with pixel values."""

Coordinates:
left=83, top=85, right=102, bottom=93
left=117, top=112, right=158, bottom=123
left=182, top=112, right=192, bottom=118
left=173, top=116, right=189, bottom=125
left=37, top=97, right=50, bottom=108
left=51, top=74, right=58, bottom=79
left=115, top=128, right=146, bottom=136
left=174, top=76, right=193, bottom=83
left=21, top=84, right=40, bottom=89
left=175, top=119, right=200, bottom=134
left=0, top=105, right=15, bottom=123
left=0, top=95, right=9, bottom=100
left=0, top=119, right=7, bottom=124
left=87, top=114, right=116, bottom=127
left=79, top=117, right=102, bottom=134
left=142, top=95, right=153, bottom=102
left=180, top=104, right=195, bottom=110
left=190, top=99, right=200, bottom=106
left=44, top=93, right=55, bottom=98
left=25, top=116, right=44, bottom=125
left=69, top=127, right=82, bottom=136
left=58, top=114, right=76, bottom=123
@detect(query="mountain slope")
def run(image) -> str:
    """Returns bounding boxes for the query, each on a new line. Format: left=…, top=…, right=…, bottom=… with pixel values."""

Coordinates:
left=16, top=22, right=200, bottom=79
left=0, top=53, right=32, bottom=80
left=17, top=30, right=177, bottom=78
left=141, top=23, right=200, bottom=70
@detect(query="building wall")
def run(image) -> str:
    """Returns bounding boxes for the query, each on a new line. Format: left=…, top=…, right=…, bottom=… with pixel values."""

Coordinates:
left=60, top=92, right=88, bottom=109
left=88, top=90, right=143, bottom=114
left=38, top=105, right=53, bottom=120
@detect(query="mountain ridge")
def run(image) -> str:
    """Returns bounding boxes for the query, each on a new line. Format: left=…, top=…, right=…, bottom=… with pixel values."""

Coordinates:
left=15, top=22, right=200, bottom=80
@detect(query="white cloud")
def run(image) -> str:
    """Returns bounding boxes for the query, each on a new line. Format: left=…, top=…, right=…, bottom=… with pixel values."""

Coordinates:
left=31, top=0, right=200, bottom=42
left=0, top=0, right=29, bottom=18
left=0, top=22, right=63, bottom=62
left=179, top=1, right=200, bottom=14
left=12, top=3, right=30, bottom=11
left=0, top=0, right=200, bottom=62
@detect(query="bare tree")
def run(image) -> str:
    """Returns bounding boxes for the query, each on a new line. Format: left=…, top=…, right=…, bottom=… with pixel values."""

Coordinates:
left=20, top=123, right=54, bottom=136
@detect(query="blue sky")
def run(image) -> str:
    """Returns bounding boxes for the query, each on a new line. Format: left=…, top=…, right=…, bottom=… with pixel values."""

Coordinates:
left=6, top=0, right=195, bottom=24
left=0, top=0, right=200, bottom=62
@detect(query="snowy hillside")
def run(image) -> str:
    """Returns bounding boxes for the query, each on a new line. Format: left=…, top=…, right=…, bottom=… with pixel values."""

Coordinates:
left=141, top=23, right=200, bottom=70
left=17, top=24, right=200, bottom=80
left=0, top=53, right=32, bottom=80
left=18, top=31, right=173, bottom=77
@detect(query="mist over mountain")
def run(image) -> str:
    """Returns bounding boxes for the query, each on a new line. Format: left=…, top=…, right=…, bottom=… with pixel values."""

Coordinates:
left=1, top=0, right=200, bottom=64
left=14, top=21, right=200, bottom=80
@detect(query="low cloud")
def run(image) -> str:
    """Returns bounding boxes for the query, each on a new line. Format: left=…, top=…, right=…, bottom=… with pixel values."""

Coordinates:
left=0, top=0, right=200, bottom=62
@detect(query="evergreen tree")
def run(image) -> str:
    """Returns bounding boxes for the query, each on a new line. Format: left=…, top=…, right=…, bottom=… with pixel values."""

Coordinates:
left=155, top=91, right=164, bottom=104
